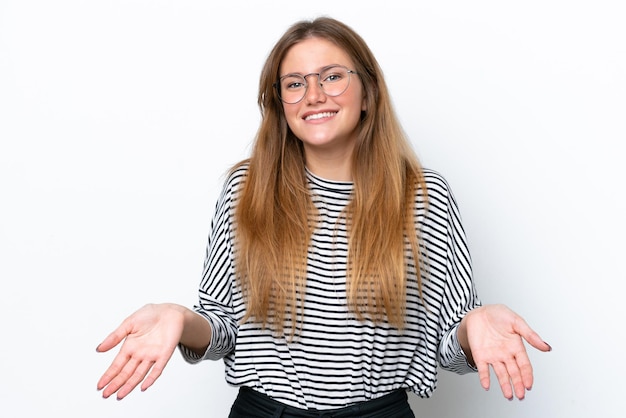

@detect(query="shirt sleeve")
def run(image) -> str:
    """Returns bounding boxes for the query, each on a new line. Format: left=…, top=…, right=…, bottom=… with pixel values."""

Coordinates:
left=179, top=170, right=241, bottom=363
left=429, top=172, right=481, bottom=374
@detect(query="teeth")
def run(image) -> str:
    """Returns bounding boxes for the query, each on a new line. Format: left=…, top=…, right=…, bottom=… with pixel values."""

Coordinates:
left=305, top=112, right=336, bottom=121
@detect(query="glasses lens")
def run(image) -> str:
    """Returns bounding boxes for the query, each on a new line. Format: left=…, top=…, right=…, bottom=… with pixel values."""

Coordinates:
left=278, top=66, right=352, bottom=104
left=279, top=75, right=307, bottom=104
left=319, top=66, right=350, bottom=97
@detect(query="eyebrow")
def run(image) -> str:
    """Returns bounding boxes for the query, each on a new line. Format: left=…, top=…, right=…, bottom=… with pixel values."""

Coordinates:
left=279, top=64, right=345, bottom=78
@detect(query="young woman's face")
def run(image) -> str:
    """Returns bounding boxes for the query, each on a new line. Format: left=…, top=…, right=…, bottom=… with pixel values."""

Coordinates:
left=279, top=37, right=366, bottom=158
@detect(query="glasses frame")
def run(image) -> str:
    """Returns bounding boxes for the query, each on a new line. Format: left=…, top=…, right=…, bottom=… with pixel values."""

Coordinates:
left=274, top=65, right=358, bottom=104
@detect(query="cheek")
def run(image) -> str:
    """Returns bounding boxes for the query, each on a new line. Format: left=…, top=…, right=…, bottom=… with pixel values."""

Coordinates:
left=280, top=104, right=295, bottom=123
left=344, top=83, right=366, bottom=112
left=282, top=103, right=298, bottom=120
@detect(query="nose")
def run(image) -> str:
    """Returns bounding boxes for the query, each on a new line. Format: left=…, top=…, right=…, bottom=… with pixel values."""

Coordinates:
left=303, top=73, right=326, bottom=103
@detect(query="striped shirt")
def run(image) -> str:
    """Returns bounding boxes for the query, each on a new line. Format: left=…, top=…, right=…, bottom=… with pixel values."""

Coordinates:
left=180, top=165, right=481, bottom=410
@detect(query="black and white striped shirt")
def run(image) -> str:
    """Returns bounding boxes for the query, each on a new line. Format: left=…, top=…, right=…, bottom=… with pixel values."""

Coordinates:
left=180, top=165, right=481, bottom=410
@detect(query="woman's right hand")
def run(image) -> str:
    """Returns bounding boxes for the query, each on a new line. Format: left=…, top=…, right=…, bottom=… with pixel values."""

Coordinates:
left=96, top=303, right=186, bottom=400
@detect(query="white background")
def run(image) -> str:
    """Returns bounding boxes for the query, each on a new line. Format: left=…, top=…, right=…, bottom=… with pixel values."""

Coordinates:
left=1, top=1, right=624, bottom=417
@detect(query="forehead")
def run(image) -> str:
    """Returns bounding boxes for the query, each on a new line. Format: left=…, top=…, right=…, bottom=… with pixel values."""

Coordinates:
left=280, top=37, right=354, bottom=74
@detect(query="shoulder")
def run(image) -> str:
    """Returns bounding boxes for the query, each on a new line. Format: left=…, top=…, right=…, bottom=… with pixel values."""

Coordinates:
left=211, top=162, right=250, bottom=214
left=222, top=161, right=250, bottom=192
left=421, top=167, right=454, bottom=204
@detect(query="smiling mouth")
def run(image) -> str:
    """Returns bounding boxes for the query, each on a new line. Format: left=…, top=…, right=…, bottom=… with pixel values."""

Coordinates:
left=304, top=111, right=337, bottom=121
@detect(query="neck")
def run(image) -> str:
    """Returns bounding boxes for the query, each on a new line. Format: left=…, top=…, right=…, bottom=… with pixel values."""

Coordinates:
left=305, top=154, right=352, bottom=181
left=302, top=143, right=354, bottom=181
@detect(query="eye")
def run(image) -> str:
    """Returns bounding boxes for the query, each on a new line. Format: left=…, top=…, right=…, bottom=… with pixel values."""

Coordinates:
left=281, top=76, right=306, bottom=91
left=287, top=81, right=304, bottom=89
left=322, top=71, right=343, bottom=83
left=320, top=67, right=348, bottom=83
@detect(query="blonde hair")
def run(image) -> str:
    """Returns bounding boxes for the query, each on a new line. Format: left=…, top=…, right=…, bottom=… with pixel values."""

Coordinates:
left=232, top=17, right=427, bottom=336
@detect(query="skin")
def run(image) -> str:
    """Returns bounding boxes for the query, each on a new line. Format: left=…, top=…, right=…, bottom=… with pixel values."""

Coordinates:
left=279, top=37, right=366, bottom=181
left=96, top=36, right=551, bottom=403
left=458, top=304, right=551, bottom=400
left=96, top=303, right=209, bottom=400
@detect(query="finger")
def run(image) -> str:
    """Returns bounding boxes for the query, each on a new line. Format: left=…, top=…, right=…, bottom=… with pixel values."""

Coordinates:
left=504, top=359, right=526, bottom=400
left=101, top=357, right=140, bottom=399
left=97, top=351, right=131, bottom=391
left=476, top=361, right=491, bottom=391
left=491, top=362, right=513, bottom=400
left=139, top=346, right=177, bottom=392
left=526, top=333, right=552, bottom=352
left=140, top=359, right=166, bottom=392
left=96, top=325, right=130, bottom=353
left=515, top=351, right=535, bottom=390
left=116, top=359, right=155, bottom=400
left=512, top=319, right=552, bottom=353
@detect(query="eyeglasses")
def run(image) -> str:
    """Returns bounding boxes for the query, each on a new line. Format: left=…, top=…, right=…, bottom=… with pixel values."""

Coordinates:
left=275, top=65, right=357, bottom=104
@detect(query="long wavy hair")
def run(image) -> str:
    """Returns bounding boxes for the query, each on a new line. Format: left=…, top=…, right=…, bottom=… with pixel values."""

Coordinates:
left=232, top=16, right=427, bottom=336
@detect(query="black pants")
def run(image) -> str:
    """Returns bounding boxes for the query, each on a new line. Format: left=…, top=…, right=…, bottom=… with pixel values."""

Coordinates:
left=228, top=386, right=416, bottom=418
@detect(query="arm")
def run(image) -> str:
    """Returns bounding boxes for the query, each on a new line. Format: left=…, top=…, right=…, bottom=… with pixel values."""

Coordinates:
left=425, top=170, right=481, bottom=374
left=424, top=171, right=550, bottom=399
left=178, top=167, right=246, bottom=362
left=96, top=167, right=244, bottom=399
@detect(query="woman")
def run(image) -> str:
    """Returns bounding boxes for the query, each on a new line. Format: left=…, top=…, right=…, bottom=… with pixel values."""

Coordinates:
left=96, top=16, right=551, bottom=417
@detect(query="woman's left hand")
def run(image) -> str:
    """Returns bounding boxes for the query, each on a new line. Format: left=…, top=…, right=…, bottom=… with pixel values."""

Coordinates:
left=459, top=304, right=551, bottom=400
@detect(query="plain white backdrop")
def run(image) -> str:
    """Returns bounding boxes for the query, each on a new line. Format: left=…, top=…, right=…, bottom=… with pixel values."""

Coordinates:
left=1, top=1, right=624, bottom=417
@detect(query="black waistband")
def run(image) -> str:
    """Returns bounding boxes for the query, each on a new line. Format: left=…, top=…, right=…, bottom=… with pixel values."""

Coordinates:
left=230, top=386, right=413, bottom=418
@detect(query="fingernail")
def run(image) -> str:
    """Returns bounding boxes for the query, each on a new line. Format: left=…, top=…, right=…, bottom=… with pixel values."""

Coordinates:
left=544, top=341, right=553, bottom=351
left=96, top=344, right=101, bottom=352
